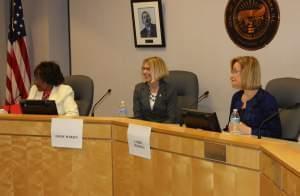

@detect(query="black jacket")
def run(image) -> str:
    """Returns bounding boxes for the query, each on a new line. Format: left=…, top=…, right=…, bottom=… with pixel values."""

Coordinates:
left=140, top=24, right=157, bottom=38
left=133, top=80, right=177, bottom=123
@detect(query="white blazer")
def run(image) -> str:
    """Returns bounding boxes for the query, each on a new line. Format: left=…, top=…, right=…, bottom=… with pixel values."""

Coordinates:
left=27, top=84, right=79, bottom=116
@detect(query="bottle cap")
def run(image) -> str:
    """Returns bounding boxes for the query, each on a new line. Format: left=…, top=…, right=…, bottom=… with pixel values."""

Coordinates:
left=120, top=100, right=126, bottom=106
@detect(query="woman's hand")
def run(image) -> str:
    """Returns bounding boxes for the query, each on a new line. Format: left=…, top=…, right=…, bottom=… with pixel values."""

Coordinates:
left=239, top=122, right=252, bottom=135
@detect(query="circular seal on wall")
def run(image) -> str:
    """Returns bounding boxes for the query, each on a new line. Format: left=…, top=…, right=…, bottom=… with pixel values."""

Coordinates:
left=225, top=0, right=280, bottom=50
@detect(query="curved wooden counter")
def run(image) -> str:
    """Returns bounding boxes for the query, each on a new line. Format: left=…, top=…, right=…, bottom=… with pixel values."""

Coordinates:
left=0, top=115, right=299, bottom=196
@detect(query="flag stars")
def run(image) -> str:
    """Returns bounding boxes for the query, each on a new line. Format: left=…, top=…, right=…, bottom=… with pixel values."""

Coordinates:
left=7, top=0, right=29, bottom=62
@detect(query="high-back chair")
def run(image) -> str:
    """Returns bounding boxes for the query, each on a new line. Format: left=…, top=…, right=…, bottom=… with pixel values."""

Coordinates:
left=266, top=77, right=300, bottom=141
left=64, top=75, right=94, bottom=116
left=165, top=70, right=199, bottom=123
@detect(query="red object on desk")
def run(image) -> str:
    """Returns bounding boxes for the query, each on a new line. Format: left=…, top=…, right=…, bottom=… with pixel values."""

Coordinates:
left=2, top=104, right=22, bottom=114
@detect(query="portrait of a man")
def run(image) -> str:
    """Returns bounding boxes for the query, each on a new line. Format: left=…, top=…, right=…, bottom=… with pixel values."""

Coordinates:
left=140, top=10, right=157, bottom=38
left=131, top=0, right=165, bottom=47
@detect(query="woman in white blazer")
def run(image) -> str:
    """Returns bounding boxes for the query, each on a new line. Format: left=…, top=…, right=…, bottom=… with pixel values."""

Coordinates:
left=27, top=61, right=79, bottom=116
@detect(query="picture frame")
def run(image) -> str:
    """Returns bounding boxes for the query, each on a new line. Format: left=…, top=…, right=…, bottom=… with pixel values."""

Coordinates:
left=130, top=0, right=165, bottom=47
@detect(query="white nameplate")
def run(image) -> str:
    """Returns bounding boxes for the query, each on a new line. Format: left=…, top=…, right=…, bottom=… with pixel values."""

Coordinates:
left=51, top=118, right=83, bottom=149
left=127, top=124, right=151, bottom=159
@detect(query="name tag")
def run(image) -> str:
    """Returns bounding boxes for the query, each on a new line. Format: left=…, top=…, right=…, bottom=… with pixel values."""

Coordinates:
left=127, top=124, right=151, bottom=159
left=51, top=118, right=83, bottom=149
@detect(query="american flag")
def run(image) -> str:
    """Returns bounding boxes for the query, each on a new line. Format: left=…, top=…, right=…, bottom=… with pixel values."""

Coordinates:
left=5, top=0, right=31, bottom=104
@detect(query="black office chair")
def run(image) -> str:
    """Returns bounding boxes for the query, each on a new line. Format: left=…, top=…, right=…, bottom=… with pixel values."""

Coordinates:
left=266, top=77, right=300, bottom=141
left=165, top=70, right=199, bottom=123
left=64, top=75, right=94, bottom=116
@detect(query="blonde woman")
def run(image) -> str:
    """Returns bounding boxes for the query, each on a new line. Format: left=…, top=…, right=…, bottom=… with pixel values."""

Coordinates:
left=227, top=56, right=281, bottom=138
left=133, top=56, right=177, bottom=123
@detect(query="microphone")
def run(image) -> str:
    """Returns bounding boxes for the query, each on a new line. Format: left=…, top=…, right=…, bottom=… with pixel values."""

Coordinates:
left=184, top=90, right=209, bottom=109
left=198, top=91, right=209, bottom=103
left=91, top=89, right=112, bottom=117
left=257, top=103, right=300, bottom=139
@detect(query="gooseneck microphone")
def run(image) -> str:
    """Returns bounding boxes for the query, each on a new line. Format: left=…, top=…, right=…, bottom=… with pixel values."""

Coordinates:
left=257, top=103, right=300, bottom=139
left=257, top=111, right=280, bottom=139
left=187, top=90, right=210, bottom=109
left=198, top=91, right=209, bottom=103
left=91, top=89, right=112, bottom=117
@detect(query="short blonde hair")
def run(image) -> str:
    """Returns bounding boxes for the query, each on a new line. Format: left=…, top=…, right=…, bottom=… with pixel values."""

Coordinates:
left=230, top=56, right=261, bottom=90
left=142, top=56, right=169, bottom=81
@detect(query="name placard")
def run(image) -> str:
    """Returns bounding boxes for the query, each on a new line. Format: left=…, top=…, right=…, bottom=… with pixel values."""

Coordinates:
left=127, top=124, right=151, bottom=159
left=51, top=118, right=83, bottom=149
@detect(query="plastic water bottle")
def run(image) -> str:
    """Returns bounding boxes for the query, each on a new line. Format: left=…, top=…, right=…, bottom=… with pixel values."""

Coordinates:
left=119, top=100, right=128, bottom=117
left=229, top=109, right=240, bottom=134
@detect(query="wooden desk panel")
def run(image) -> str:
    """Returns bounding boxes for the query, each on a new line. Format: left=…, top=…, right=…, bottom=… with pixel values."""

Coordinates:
left=227, top=145, right=260, bottom=170
left=261, top=152, right=300, bottom=196
left=0, top=119, right=111, bottom=139
left=282, top=166, right=300, bottom=196
left=261, top=153, right=282, bottom=188
left=0, top=119, right=112, bottom=196
left=112, top=125, right=205, bottom=158
left=112, top=125, right=260, bottom=170
left=113, top=141, right=259, bottom=196
left=260, top=174, right=282, bottom=196
left=0, top=115, right=299, bottom=196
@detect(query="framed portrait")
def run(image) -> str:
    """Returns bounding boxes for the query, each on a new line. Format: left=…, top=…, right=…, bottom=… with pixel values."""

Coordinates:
left=130, top=0, right=165, bottom=47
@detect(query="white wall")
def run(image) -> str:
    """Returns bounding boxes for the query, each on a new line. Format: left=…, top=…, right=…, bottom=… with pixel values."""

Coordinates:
left=22, top=0, right=70, bottom=74
left=69, top=0, right=300, bottom=126
left=0, top=0, right=70, bottom=105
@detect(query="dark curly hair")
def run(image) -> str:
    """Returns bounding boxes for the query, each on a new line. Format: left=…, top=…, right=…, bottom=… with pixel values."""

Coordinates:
left=34, top=61, right=64, bottom=86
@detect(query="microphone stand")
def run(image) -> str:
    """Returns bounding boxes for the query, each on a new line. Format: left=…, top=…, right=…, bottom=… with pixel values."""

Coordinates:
left=198, top=94, right=209, bottom=103
left=188, top=91, right=209, bottom=109
left=257, top=110, right=280, bottom=139
left=91, top=89, right=112, bottom=117
left=257, top=103, right=300, bottom=139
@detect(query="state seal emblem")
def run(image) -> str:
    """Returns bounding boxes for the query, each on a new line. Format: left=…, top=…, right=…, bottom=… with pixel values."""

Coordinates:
left=225, top=0, right=280, bottom=50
